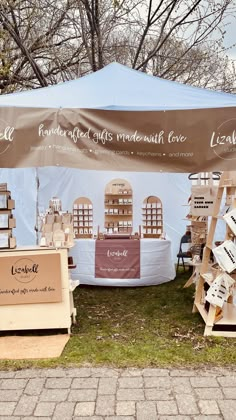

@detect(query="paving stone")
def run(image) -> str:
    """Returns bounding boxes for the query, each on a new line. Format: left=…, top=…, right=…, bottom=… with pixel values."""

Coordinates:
left=159, top=416, right=191, bottom=420
left=170, top=370, right=197, bottom=377
left=34, top=402, right=56, bottom=416
left=192, top=417, right=222, bottom=420
left=39, top=388, right=69, bottom=402
left=24, top=378, right=45, bottom=395
left=222, top=387, right=236, bottom=398
left=171, top=377, right=193, bottom=394
left=0, top=417, right=21, bottom=420
left=136, top=401, right=158, bottom=420
left=217, top=376, right=236, bottom=387
left=194, top=387, right=224, bottom=400
left=144, top=376, right=171, bottom=389
left=95, top=395, right=115, bottom=416
left=63, top=368, right=92, bottom=377
left=13, top=395, right=38, bottom=416
left=21, top=417, right=51, bottom=420
left=0, top=372, right=16, bottom=379
left=98, top=377, right=118, bottom=394
left=145, top=388, right=173, bottom=400
left=71, top=377, right=99, bottom=389
left=91, top=368, right=119, bottom=377
left=156, top=400, right=178, bottom=415
left=0, top=389, right=23, bottom=401
left=118, top=377, right=143, bottom=388
left=45, top=377, right=72, bottom=388
left=73, top=417, right=103, bottom=420
left=120, top=369, right=143, bottom=377
left=218, top=400, right=236, bottom=420
left=143, top=369, right=169, bottom=377
left=117, top=388, right=145, bottom=401
left=74, top=401, right=95, bottom=416
left=176, top=394, right=199, bottom=415
left=116, top=401, right=135, bottom=416
left=190, top=377, right=219, bottom=388
left=198, top=399, right=220, bottom=415
left=39, top=369, right=68, bottom=378
left=0, top=402, right=16, bottom=415
left=104, top=417, right=135, bottom=420
left=15, top=369, right=42, bottom=378
left=0, top=379, right=27, bottom=389
left=52, top=401, right=75, bottom=419
left=68, top=388, right=97, bottom=401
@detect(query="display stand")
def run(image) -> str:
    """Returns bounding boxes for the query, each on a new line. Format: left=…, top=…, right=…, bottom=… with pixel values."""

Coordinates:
left=142, top=196, right=163, bottom=238
left=0, top=184, right=16, bottom=249
left=193, top=171, right=236, bottom=337
left=73, top=197, right=93, bottom=238
left=0, top=247, right=76, bottom=333
left=104, top=178, right=133, bottom=234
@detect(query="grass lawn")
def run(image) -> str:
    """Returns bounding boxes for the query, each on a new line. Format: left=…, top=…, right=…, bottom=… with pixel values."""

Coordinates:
left=1, top=270, right=236, bottom=369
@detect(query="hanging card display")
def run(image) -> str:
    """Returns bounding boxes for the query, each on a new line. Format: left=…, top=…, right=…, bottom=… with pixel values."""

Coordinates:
left=223, top=208, right=236, bottom=235
left=190, top=185, right=217, bottom=216
left=213, top=240, right=236, bottom=273
left=205, top=272, right=235, bottom=308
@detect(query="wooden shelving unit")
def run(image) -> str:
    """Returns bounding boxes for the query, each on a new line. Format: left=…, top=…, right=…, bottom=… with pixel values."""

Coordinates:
left=73, top=197, right=93, bottom=239
left=193, top=171, right=236, bottom=337
left=104, top=178, right=133, bottom=234
left=142, top=196, right=163, bottom=238
left=0, top=184, right=16, bottom=249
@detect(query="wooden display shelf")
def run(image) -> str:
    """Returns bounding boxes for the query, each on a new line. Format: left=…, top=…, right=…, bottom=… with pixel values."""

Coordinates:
left=104, top=178, right=133, bottom=235
left=193, top=171, right=236, bottom=337
left=142, top=196, right=163, bottom=238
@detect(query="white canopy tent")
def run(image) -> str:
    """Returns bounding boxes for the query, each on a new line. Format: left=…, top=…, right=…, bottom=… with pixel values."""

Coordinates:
left=0, top=62, right=235, bottom=110
left=0, top=62, right=232, bottom=269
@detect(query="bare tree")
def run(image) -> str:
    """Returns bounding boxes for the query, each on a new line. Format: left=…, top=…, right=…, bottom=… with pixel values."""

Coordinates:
left=0, top=0, right=235, bottom=93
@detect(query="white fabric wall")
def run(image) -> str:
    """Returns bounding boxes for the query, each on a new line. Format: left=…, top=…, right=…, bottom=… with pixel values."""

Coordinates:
left=37, top=167, right=192, bottom=260
left=0, top=167, right=226, bottom=260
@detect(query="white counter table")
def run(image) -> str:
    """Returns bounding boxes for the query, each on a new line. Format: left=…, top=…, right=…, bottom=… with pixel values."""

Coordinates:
left=69, top=238, right=176, bottom=287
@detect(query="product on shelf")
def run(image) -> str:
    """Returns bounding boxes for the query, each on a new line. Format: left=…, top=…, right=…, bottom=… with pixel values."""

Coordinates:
left=39, top=196, right=74, bottom=247
left=142, top=196, right=163, bottom=238
left=73, top=197, right=93, bottom=238
left=104, top=178, right=133, bottom=235
left=0, top=183, right=16, bottom=249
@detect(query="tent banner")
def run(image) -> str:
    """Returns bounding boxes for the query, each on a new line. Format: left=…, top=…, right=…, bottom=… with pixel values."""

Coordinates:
left=0, top=106, right=236, bottom=172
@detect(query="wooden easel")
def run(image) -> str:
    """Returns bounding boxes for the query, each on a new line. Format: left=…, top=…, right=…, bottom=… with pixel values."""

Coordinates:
left=193, top=171, right=236, bottom=337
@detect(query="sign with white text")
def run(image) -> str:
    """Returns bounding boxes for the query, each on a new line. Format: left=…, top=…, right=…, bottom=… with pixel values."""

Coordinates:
left=1, top=106, right=236, bottom=172
left=95, top=239, right=140, bottom=279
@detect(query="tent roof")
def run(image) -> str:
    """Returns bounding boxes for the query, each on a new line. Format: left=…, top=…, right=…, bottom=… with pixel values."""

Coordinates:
left=0, top=62, right=236, bottom=110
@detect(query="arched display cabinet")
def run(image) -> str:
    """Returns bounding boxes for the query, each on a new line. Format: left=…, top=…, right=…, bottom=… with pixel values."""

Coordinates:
left=72, top=197, right=93, bottom=238
left=104, top=178, right=133, bottom=234
left=142, top=196, right=163, bottom=238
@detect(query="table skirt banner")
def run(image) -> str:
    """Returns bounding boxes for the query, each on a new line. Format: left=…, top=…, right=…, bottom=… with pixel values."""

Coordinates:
left=95, top=239, right=140, bottom=279
left=69, top=238, right=176, bottom=286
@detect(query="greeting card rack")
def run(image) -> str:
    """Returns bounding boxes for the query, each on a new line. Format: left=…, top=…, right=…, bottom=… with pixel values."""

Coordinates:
left=73, top=197, right=93, bottom=238
left=142, top=196, right=163, bottom=238
left=193, top=171, right=236, bottom=337
left=0, top=183, right=16, bottom=249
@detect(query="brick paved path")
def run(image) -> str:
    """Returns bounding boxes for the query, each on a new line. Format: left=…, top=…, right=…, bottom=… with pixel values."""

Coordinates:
left=0, top=367, right=236, bottom=419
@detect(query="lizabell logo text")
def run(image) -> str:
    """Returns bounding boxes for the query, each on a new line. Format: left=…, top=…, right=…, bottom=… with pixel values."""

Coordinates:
left=107, top=249, right=128, bottom=258
left=11, top=264, right=39, bottom=276
left=210, top=130, right=236, bottom=147
left=0, top=126, right=14, bottom=142
left=11, top=258, right=39, bottom=283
